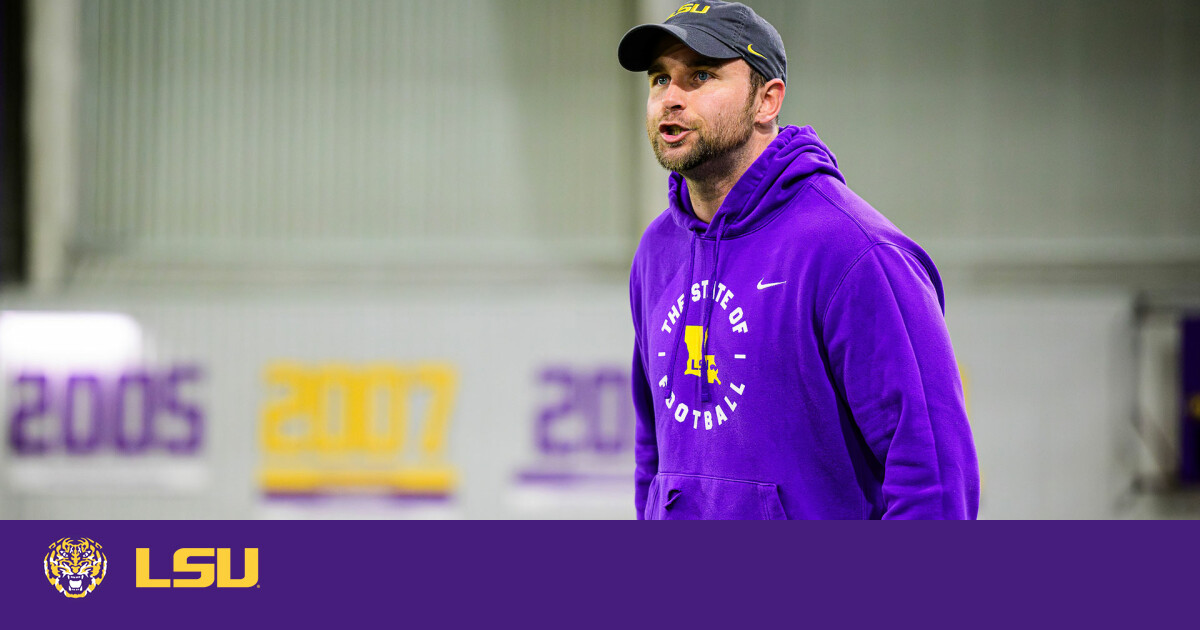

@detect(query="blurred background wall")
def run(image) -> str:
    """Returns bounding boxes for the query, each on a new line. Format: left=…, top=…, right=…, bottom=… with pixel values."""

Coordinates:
left=0, top=0, right=1197, bottom=519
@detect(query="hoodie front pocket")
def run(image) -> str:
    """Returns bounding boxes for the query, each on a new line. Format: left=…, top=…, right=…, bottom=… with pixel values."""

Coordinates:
left=647, top=473, right=787, bottom=520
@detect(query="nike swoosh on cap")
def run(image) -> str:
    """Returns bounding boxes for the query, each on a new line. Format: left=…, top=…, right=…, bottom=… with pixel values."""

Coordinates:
left=757, top=279, right=785, bottom=289
left=747, top=44, right=766, bottom=59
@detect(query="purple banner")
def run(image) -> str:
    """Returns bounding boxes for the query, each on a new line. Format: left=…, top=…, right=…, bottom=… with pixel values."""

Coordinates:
left=7, top=365, right=204, bottom=455
left=2, top=521, right=1198, bottom=627
left=533, top=365, right=632, bottom=456
left=1182, top=316, right=1200, bottom=482
left=516, top=365, right=633, bottom=488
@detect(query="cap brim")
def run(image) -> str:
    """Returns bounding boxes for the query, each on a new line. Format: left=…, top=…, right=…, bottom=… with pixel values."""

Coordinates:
left=618, top=24, right=741, bottom=72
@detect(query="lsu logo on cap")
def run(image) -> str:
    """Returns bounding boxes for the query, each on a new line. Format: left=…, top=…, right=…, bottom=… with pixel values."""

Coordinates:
left=668, top=3, right=710, bottom=19
left=44, top=537, right=107, bottom=598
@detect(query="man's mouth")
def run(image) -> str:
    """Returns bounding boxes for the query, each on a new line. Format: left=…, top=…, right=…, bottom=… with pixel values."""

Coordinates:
left=659, top=123, right=691, bottom=144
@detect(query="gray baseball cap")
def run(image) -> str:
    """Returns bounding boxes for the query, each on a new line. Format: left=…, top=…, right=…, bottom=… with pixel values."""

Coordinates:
left=618, top=1, right=787, bottom=83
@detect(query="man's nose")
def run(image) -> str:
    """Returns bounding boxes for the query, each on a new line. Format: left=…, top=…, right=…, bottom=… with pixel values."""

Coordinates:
left=661, top=82, right=686, bottom=110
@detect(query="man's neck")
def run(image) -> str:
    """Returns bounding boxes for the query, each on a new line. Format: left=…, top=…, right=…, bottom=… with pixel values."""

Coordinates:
left=684, top=126, right=778, bottom=224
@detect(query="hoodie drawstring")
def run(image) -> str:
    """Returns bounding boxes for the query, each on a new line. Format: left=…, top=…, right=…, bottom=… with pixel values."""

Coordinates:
left=666, top=219, right=727, bottom=407
left=666, top=234, right=697, bottom=392
left=699, top=218, right=726, bottom=404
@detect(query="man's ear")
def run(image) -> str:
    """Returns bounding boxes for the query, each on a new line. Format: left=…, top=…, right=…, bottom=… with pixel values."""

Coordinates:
left=756, top=79, right=785, bottom=125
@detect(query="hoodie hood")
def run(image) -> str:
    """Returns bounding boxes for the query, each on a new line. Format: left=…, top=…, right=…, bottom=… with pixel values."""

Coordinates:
left=667, top=125, right=845, bottom=238
left=659, top=125, right=846, bottom=406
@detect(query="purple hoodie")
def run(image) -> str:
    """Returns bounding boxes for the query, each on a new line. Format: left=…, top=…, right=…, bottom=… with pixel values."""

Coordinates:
left=630, top=125, right=979, bottom=519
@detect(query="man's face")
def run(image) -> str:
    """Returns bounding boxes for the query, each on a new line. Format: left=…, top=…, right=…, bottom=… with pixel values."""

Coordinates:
left=645, top=41, right=758, bottom=175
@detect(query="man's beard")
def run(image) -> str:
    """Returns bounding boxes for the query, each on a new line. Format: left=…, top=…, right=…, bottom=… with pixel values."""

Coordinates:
left=647, top=91, right=757, bottom=175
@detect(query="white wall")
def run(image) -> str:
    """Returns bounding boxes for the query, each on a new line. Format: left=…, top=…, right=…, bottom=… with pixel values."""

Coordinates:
left=750, top=0, right=1200, bottom=268
left=75, top=0, right=639, bottom=278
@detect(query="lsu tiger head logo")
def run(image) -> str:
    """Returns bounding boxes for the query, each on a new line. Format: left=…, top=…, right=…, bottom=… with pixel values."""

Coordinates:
left=44, top=537, right=107, bottom=598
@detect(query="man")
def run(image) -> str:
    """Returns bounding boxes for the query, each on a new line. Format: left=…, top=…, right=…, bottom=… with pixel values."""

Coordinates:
left=620, top=1, right=979, bottom=519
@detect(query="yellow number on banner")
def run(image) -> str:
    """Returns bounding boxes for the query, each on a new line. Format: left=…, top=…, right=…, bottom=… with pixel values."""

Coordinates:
left=262, top=362, right=457, bottom=457
left=261, top=362, right=318, bottom=453
left=416, top=363, right=456, bottom=457
left=958, top=362, right=971, bottom=416
left=259, top=361, right=459, bottom=494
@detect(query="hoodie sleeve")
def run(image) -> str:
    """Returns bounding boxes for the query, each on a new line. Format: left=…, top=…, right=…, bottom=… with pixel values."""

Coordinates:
left=629, top=258, right=659, bottom=520
left=821, top=244, right=980, bottom=519
left=631, top=339, right=658, bottom=519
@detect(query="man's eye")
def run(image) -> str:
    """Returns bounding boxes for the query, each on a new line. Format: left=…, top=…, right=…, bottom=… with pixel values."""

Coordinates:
left=696, top=71, right=710, bottom=81
left=652, top=76, right=669, bottom=86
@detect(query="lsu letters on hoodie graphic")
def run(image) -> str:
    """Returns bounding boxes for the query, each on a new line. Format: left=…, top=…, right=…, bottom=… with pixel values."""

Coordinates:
left=629, top=125, right=980, bottom=519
